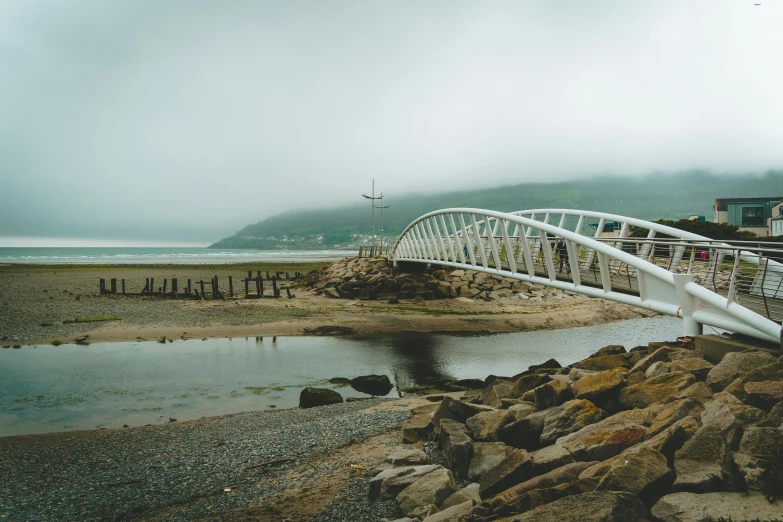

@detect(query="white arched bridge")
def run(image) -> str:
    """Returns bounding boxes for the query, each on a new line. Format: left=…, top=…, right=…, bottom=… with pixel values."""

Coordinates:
left=389, top=208, right=783, bottom=345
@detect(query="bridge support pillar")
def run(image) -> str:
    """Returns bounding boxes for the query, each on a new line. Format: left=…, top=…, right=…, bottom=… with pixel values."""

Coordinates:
left=673, top=274, right=703, bottom=337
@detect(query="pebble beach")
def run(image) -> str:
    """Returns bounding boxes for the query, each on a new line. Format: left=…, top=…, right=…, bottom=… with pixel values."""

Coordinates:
left=0, top=398, right=417, bottom=521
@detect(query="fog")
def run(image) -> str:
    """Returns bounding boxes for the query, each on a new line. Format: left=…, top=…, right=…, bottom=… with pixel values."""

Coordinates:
left=1, top=1, right=782, bottom=245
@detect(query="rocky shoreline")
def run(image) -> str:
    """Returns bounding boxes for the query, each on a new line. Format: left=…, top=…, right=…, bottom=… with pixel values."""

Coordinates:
left=300, top=256, right=582, bottom=302
left=3, top=336, right=780, bottom=521
left=368, top=339, right=783, bottom=521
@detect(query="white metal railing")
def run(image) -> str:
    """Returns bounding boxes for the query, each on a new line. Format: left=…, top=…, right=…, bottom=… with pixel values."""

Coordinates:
left=389, top=208, right=783, bottom=344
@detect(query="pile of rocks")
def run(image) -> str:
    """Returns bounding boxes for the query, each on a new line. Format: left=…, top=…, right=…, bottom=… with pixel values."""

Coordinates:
left=298, top=257, right=582, bottom=302
left=375, top=343, right=783, bottom=521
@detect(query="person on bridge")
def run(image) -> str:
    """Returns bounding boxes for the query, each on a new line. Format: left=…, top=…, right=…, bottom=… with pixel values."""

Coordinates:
left=556, top=239, right=570, bottom=272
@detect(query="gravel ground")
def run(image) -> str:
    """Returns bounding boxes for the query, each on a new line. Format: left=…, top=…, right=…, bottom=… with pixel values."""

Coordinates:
left=0, top=400, right=409, bottom=521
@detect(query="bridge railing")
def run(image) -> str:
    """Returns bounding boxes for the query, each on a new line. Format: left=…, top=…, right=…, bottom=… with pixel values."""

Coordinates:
left=590, top=237, right=783, bottom=324
left=390, top=208, right=782, bottom=343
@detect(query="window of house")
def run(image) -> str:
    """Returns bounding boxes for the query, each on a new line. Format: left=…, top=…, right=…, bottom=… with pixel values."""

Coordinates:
left=741, top=206, right=764, bottom=227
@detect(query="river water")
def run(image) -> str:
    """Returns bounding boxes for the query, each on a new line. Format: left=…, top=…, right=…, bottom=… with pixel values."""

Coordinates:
left=0, top=316, right=685, bottom=436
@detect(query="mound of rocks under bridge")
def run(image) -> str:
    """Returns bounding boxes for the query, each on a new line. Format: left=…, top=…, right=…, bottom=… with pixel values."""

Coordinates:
left=298, top=257, right=583, bottom=302
left=373, top=340, right=783, bottom=521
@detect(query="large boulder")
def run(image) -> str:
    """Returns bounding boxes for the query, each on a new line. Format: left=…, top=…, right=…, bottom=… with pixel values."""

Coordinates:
left=640, top=416, right=700, bottom=465
left=299, top=387, right=343, bottom=408
left=439, top=419, right=473, bottom=480
left=441, top=482, right=481, bottom=510
left=557, top=411, right=648, bottom=462
left=574, top=354, right=632, bottom=372
left=629, top=346, right=675, bottom=374
left=668, top=381, right=713, bottom=405
left=478, top=448, right=535, bottom=498
left=529, top=444, right=577, bottom=474
left=402, top=414, right=430, bottom=444
left=534, top=379, right=574, bottom=409
left=349, top=374, right=393, bottom=396
left=466, top=409, right=511, bottom=442
left=528, top=358, right=562, bottom=371
left=594, top=445, right=674, bottom=507
left=385, top=449, right=428, bottom=466
left=700, top=391, right=766, bottom=448
left=705, top=351, right=776, bottom=392
left=651, top=492, right=783, bottom=522
left=468, top=442, right=514, bottom=481
left=540, top=399, right=607, bottom=444
left=733, top=427, right=783, bottom=494
left=396, top=468, right=457, bottom=516
left=618, top=372, right=695, bottom=409
left=480, top=380, right=515, bottom=408
left=421, top=499, right=473, bottom=522
left=506, top=491, right=647, bottom=522
left=588, top=344, right=627, bottom=358
left=430, top=396, right=495, bottom=439
left=570, top=370, right=625, bottom=404
left=646, top=398, right=704, bottom=437
left=672, top=425, right=732, bottom=492
left=645, top=361, right=671, bottom=379
left=760, top=400, right=783, bottom=427
left=370, top=464, right=441, bottom=499
left=505, top=402, right=537, bottom=421
left=499, top=408, right=552, bottom=450
left=722, top=357, right=783, bottom=401
left=476, top=461, right=595, bottom=519
left=511, top=373, right=551, bottom=398
left=669, top=357, right=714, bottom=381
left=744, top=381, right=783, bottom=411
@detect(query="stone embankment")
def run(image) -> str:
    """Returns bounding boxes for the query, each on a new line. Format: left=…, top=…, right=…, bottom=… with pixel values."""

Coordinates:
left=372, top=341, right=783, bottom=521
left=298, top=257, right=583, bottom=302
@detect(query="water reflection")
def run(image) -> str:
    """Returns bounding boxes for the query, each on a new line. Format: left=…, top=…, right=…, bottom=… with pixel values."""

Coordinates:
left=0, top=316, right=683, bottom=436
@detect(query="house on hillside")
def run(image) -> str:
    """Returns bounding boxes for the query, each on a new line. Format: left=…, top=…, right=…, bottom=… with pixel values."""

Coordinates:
left=714, top=197, right=783, bottom=236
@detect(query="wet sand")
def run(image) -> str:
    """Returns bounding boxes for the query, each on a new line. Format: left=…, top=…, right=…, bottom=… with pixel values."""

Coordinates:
left=0, top=263, right=655, bottom=346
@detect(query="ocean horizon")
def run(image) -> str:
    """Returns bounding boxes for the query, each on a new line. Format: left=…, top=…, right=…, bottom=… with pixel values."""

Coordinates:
left=0, top=246, right=357, bottom=264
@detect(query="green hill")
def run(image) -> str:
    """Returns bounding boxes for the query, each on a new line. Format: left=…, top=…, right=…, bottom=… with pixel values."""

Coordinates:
left=209, top=170, right=783, bottom=249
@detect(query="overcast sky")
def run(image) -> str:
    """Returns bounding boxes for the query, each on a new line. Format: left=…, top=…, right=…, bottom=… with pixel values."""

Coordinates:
left=1, top=1, right=782, bottom=246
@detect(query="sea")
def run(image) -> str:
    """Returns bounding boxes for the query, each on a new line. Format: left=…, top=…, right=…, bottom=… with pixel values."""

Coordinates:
left=0, top=247, right=356, bottom=264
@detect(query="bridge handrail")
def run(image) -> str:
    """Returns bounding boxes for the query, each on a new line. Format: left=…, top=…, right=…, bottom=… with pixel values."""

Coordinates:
left=391, top=207, right=677, bottom=284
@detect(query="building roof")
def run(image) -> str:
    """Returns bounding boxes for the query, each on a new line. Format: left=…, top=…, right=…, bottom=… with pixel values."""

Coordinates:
left=714, top=197, right=783, bottom=211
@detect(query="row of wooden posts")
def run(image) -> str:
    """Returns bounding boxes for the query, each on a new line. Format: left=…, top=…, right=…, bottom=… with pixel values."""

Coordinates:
left=98, top=271, right=303, bottom=300
left=358, top=246, right=387, bottom=258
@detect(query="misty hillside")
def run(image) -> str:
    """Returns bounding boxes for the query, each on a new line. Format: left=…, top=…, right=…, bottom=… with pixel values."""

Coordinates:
left=209, top=171, right=783, bottom=249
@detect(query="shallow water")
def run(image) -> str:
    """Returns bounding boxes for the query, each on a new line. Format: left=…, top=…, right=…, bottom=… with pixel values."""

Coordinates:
left=0, top=316, right=685, bottom=436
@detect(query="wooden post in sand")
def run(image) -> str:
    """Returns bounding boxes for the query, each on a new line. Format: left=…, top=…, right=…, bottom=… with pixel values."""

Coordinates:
left=187, top=279, right=192, bottom=296
left=99, top=278, right=105, bottom=294
left=143, top=278, right=149, bottom=294
left=163, top=279, right=168, bottom=295
left=199, top=280, right=205, bottom=297
left=150, top=278, right=155, bottom=295
left=110, top=278, right=117, bottom=294
left=272, top=276, right=279, bottom=298
left=228, top=276, right=233, bottom=297
left=172, top=278, right=177, bottom=298
left=122, top=279, right=126, bottom=294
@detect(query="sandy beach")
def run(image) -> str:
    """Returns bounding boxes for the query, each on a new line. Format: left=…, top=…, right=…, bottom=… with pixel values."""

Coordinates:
left=0, top=262, right=654, bottom=346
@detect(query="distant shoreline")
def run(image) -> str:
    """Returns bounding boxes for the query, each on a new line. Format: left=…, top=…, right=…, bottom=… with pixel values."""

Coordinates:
left=0, top=246, right=356, bottom=265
